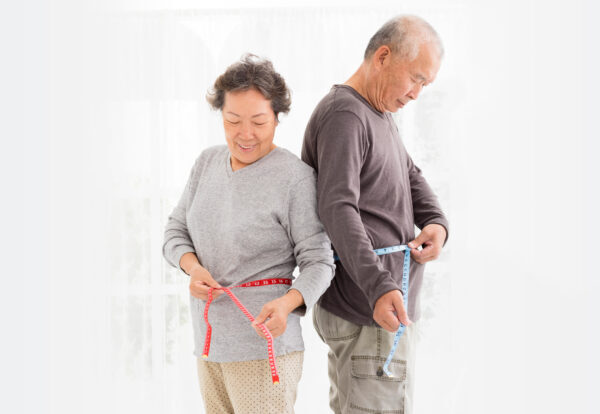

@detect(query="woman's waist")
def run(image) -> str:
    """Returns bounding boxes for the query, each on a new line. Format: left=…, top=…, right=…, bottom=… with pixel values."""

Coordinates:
left=200, top=261, right=296, bottom=287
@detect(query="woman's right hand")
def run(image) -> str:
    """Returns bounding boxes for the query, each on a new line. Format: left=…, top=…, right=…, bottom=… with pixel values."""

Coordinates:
left=189, top=265, right=223, bottom=301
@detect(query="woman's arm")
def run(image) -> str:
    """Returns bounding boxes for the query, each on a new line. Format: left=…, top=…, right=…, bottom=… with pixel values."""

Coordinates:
left=252, top=172, right=335, bottom=339
left=162, top=160, right=199, bottom=271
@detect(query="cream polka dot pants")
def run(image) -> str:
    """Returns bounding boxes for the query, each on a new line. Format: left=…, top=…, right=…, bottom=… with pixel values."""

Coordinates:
left=196, top=351, right=304, bottom=414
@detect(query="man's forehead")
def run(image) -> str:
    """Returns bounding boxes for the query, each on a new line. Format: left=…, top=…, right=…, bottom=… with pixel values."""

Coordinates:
left=411, top=53, right=440, bottom=83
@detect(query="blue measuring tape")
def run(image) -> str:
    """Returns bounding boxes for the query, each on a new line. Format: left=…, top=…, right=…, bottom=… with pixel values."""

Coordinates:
left=334, top=244, right=411, bottom=378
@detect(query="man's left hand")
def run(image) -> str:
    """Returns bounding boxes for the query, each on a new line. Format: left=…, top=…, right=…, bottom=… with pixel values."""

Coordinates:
left=408, top=223, right=447, bottom=264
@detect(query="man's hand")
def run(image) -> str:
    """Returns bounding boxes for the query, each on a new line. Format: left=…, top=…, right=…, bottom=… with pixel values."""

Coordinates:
left=373, top=289, right=411, bottom=332
left=252, top=289, right=304, bottom=339
left=189, top=265, right=223, bottom=301
left=408, top=223, right=447, bottom=264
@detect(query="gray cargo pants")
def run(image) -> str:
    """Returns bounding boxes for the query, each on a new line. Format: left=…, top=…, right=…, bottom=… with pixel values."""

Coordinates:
left=313, top=303, right=418, bottom=414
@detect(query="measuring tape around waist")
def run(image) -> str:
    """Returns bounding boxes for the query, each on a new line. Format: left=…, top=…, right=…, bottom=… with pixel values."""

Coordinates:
left=202, top=278, right=292, bottom=385
left=334, top=244, right=411, bottom=377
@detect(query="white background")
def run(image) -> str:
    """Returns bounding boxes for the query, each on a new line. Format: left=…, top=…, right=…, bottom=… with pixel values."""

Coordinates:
left=2, top=0, right=600, bottom=413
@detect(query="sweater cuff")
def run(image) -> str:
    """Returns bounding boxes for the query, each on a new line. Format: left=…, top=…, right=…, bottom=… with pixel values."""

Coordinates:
left=421, top=218, right=450, bottom=246
left=172, top=246, right=197, bottom=274
left=368, top=276, right=401, bottom=310
left=286, top=283, right=316, bottom=317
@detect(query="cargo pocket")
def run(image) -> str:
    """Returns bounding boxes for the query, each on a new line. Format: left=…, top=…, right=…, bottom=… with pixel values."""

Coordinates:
left=348, top=356, right=406, bottom=413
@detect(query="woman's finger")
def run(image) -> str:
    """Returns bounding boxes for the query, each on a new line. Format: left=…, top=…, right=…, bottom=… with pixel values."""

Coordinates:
left=254, top=323, right=269, bottom=339
left=190, top=282, right=222, bottom=300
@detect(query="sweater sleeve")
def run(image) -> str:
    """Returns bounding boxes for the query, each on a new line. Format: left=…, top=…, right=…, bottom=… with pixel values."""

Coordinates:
left=315, top=111, right=399, bottom=310
left=284, top=173, right=335, bottom=314
left=162, top=158, right=200, bottom=273
left=407, top=154, right=450, bottom=244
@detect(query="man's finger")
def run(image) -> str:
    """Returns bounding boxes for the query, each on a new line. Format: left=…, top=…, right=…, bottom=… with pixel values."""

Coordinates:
left=380, top=313, right=400, bottom=332
left=411, top=243, right=439, bottom=263
left=408, top=232, right=428, bottom=249
left=392, top=295, right=412, bottom=326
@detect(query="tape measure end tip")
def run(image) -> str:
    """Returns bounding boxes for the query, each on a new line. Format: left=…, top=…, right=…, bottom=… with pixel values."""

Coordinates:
left=202, top=354, right=208, bottom=359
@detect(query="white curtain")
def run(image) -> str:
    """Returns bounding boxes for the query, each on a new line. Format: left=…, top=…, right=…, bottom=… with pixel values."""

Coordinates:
left=92, top=5, right=464, bottom=414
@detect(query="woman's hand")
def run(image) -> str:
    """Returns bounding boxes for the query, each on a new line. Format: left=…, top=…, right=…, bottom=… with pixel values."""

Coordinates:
left=189, top=265, right=223, bottom=301
left=252, top=289, right=304, bottom=339
left=180, top=252, right=223, bottom=301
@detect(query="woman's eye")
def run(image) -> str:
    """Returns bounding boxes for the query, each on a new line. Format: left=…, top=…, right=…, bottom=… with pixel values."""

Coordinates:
left=226, top=120, right=240, bottom=125
left=254, top=122, right=266, bottom=126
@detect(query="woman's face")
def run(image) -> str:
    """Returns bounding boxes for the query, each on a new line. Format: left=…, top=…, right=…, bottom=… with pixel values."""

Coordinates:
left=222, top=88, right=278, bottom=171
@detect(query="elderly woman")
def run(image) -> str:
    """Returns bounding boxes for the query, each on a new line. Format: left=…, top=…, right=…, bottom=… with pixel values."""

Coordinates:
left=162, top=55, right=334, bottom=414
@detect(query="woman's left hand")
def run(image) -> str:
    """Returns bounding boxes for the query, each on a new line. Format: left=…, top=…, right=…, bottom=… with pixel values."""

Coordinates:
left=252, top=289, right=304, bottom=339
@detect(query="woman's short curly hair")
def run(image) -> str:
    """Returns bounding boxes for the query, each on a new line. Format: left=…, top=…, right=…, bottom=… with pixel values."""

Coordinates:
left=206, top=54, right=291, bottom=120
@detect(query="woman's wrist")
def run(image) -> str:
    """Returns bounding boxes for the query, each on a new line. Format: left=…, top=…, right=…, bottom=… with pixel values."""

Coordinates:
left=281, top=289, right=304, bottom=313
left=180, top=252, right=203, bottom=275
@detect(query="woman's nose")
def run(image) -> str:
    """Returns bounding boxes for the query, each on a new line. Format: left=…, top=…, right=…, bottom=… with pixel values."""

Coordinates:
left=239, top=123, right=254, bottom=140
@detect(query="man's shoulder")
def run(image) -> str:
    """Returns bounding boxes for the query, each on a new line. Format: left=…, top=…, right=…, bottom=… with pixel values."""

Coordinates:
left=313, top=85, right=381, bottom=125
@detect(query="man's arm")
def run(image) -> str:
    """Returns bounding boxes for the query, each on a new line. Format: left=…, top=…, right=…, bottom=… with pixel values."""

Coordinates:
left=406, top=154, right=449, bottom=263
left=312, top=111, right=399, bottom=312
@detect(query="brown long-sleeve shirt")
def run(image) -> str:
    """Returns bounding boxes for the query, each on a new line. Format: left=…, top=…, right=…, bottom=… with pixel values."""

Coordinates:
left=301, top=85, right=449, bottom=325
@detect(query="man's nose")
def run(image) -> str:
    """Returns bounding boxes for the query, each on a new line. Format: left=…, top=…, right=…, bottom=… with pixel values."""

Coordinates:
left=407, top=84, right=423, bottom=100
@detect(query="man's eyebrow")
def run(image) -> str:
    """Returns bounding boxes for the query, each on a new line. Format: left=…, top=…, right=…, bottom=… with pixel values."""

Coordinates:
left=414, top=73, right=427, bottom=82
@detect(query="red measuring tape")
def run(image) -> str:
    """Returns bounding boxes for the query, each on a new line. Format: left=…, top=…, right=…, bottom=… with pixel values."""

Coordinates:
left=202, top=278, right=292, bottom=385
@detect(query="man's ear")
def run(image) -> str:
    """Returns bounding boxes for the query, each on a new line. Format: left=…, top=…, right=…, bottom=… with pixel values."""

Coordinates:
left=374, top=45, right=391, bottom=67
left=370, top=45, right=391, bottom=72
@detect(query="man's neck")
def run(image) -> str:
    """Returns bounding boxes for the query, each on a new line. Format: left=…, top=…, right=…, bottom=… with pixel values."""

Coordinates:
left=344, top=65, right=383, bottom=113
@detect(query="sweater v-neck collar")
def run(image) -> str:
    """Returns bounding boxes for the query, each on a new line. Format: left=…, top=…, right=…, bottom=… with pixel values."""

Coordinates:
left=226, top=146, right=281, bottom=177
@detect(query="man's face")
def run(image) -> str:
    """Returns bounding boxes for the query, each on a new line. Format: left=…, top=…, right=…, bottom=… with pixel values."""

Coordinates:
left=379, top=42, right=441, bottom=112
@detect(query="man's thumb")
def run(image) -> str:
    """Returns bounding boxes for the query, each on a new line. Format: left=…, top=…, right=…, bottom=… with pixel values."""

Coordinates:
left=408, top=233, right=426, bottom=249
left=394, top=294, right=412, bottom=326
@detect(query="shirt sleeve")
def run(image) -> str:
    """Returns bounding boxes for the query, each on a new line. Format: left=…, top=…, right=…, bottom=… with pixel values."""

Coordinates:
left=314, top=111, right=399, bottom=310
left=283, top=173, right=335, bottom=314
left=162, top=158, right=200, bottom=273
left=407, top=154, right=450, bottom=244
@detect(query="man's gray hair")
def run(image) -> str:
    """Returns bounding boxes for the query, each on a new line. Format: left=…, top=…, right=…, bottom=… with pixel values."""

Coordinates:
left=364, top=15, right=444, bottom=61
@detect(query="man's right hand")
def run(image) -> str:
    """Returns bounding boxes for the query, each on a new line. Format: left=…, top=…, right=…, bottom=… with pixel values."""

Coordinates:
left=189, top=265, right=222, bottom=301
left=373, top=290, right=412, bottom=332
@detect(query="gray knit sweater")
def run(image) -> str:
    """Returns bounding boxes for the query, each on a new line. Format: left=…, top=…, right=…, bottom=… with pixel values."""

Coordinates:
left=163, top=145, right=335, bottom=362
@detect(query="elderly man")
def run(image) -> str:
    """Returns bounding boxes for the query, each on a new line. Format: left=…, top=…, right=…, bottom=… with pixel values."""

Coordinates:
left=301, top=15, right=449, bottom=413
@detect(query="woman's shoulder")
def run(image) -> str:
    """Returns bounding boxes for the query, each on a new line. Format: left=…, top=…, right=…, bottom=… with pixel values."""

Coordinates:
left=191, top=145, right=228, bottom=170
left=270, top=147, right=315, bottom=183
left=197, top=145, right=228, bottom=162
